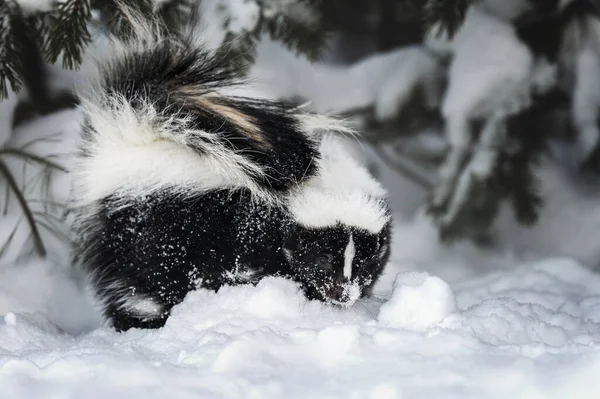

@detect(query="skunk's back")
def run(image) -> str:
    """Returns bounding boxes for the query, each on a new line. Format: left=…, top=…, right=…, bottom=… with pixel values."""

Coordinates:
left=75, top=16, right=350, bottom=206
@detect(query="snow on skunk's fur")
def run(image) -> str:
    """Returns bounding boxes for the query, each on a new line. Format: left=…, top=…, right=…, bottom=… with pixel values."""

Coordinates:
left=71, top=14, right=391, bottom=331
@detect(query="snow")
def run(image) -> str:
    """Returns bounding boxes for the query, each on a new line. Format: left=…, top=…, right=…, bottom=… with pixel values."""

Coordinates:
left=248, top=38, right=445, bottom=120
left=3, top=113, right=600, bottom=396
left=377, top=272, right=456, bottom=331
left=3, top=251, right=600, bottom=397
left=441, top=6, right=533, bottom=148
left=223, top=0, right=260, bottom=35
left=4, top=10, right=600, bottom=398
left=14, top=0, right=54, bottom=14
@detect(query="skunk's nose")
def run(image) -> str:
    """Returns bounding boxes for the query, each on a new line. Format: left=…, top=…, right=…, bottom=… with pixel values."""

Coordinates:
left=326, top=285, right=348, bottom=302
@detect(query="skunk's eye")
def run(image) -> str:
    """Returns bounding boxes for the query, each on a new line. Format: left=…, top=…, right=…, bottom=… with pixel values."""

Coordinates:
left=316, top=254, right=333, bottom=270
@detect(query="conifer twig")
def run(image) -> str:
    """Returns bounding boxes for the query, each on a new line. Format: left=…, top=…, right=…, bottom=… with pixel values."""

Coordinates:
left=0, top=158, right=46, bottom=257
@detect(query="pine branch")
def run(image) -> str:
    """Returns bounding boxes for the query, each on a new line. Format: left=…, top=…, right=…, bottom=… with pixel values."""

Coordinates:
left=43, top=0, right=92, bottom=69
left=262, top=0, right=327, bottom=61
left=216, top=0, right=328, bottom=71
left=0, top=158, right=46, bottom=257
left=427, top=89, right=550, bottom=242
left=424, top=0, right=474, bottom=38
left=0, top=140, right=68, bottom=260
left=0, top=1, right=24, bottom=99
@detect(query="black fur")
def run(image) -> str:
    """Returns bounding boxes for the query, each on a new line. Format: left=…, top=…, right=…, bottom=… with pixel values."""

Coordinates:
left=78, top=189, right=390, bottom=331
left=284, top=221, right=391, bottom=304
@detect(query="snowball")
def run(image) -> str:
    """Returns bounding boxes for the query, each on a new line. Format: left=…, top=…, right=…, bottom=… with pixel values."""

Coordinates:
left=378, top=272, right=456, bottom=331
left=4, top=312, right=17, bottom=326
left=225, top=0, right=260, bottom=35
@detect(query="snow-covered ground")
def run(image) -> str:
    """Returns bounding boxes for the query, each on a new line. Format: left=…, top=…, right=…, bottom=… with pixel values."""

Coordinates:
left=3, top=256, right=600, bottom=399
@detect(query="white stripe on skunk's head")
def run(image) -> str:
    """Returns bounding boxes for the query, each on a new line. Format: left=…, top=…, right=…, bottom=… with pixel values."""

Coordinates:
left=283, top=186, right=392, bottom=307
left=288, top=188, right=390, bottom=234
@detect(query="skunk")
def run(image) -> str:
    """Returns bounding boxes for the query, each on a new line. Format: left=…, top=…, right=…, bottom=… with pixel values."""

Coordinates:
left=72, top=15, right=391, bottom=331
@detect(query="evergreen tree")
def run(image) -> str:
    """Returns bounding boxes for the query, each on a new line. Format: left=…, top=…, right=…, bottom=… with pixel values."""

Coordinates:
left=0, top=0, right=330, bottom=100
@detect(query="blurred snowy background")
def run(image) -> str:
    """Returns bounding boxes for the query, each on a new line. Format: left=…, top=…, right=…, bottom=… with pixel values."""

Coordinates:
left=3, top=0, right=600, bottom=397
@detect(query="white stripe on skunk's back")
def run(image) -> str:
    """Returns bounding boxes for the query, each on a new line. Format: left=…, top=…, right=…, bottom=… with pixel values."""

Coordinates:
left=73, top=137, right=266, bottom=205
left=288, top=189, right=389, bottom=233
left=287, top=134, right=390, bottom=234
left=317, top=134, right=387, bottom=199
left=73, top=100, right=276, bottom=206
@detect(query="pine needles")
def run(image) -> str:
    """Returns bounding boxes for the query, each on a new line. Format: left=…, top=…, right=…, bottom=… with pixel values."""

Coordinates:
left=44, top=0, right=92, bottom=70
left=0, top=1, right=24, bottom=98
left=0, top=0, right=333, bottom=100
left=0, top=137, right=68, bottom=262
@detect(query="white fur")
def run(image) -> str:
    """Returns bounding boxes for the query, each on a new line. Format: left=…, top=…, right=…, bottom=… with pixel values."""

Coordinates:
left=73, top=97, right=357, bottom=207
left=297, top=114, right=356, bottom=137
left=119, top=296, right=164, bottom=317
left=73, top=96, right=282, bottom=206
left=83, top=276, right=163, bottom=323
left=316, top=135, right=388, bottom=198
left=343, top=234, right=355, bottom=279
left=288, top=135, right=390, bottom=234
left=288, top=189, right=389, bottom=233
left=74, top=66, right=353, bottom=208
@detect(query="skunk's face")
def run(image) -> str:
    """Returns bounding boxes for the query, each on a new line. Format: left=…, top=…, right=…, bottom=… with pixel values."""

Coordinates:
left=283, top=223, right=391, bottom=306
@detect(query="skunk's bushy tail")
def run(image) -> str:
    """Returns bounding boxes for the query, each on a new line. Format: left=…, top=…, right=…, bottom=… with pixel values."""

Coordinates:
left=77, top=10, right=351, bottom=202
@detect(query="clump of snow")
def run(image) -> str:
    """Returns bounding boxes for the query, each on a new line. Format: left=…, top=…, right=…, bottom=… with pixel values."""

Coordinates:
left=14, top=0, right=54, bottom=13
left=221, top=0, right=260, bottom=35
left=377, top=271, right=456, bottom=330
left=249, top=38, right=445, bottom=120
left=369, top=383, right=400, bottom=399
left=442, top=6, right=533, bottom=148
left=4, top=312, right=17, bottom=326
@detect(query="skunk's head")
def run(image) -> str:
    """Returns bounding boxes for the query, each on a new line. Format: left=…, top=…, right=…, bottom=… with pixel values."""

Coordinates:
left=285, top=185, right=392, bottom=306
left=282, top=134, right=392, bottom=306
left=283, top=222, right=390, bottom=306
